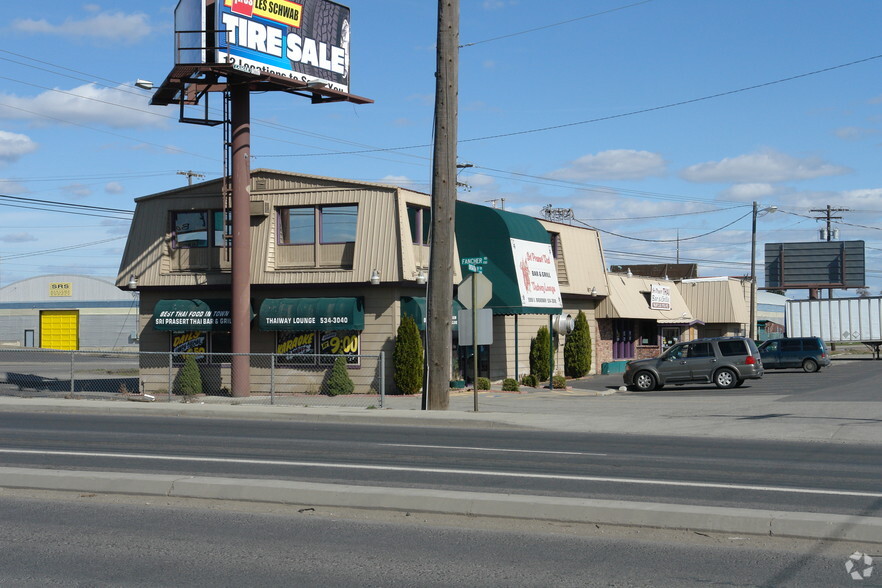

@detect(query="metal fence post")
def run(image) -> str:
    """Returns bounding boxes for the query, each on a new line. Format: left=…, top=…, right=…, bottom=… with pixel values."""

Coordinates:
left=168, top=351, right=173, bottom=402
left=379, top=351, right=385, bottom=408
left=270, top=353, right=275, bottom=405
left=70, top=351, right=75, bottom=396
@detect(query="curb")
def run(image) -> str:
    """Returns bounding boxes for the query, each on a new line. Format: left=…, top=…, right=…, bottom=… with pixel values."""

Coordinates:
left=1, top=467, right=880, bottom=544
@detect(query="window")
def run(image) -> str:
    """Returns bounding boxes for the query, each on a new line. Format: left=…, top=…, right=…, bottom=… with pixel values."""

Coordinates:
left=279, top=205, right=358, bottom=245
left=688, top=342, right=713, bottom=358
left=718, top=340, right=748, bottom=356
left=407, top=205, right=431, bottom=245
left=781, top=339, right=801, bottom=352
left=173, top=210, right=230, bottom=248
left=276, top=330, right=360, bottom=366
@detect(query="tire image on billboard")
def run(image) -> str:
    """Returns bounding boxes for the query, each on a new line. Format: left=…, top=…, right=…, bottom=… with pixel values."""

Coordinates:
left=295, top=0, right=350, bottom=84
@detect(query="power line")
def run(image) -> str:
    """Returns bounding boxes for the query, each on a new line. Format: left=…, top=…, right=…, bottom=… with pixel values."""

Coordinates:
left=460, top=0, right=655, bottom=48
left=0, top=236, right=126, bottom=261
left=574, top=210, right=753, bottom=243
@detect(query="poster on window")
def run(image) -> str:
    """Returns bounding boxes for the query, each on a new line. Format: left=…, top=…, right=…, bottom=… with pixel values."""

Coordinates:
left=172, top=331, right=206, bottom=361
left=276, top=331, right=317, bottom=365
left=319, top=330, right=359, bottom=365
left=511, top=238, right=562, bottom=308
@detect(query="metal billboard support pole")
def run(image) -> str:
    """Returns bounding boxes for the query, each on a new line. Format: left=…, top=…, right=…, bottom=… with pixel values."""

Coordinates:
left=230, top=83, right=251, bottom=397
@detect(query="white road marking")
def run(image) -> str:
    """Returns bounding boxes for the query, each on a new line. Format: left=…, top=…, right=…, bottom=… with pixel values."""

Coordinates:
left=377, top=443, right=607, bottom=457
left=0, top=448, right=879, bottom=499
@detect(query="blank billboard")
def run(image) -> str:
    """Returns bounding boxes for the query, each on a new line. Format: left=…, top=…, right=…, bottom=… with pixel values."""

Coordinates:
left=764, top=241, right=865, bottom=289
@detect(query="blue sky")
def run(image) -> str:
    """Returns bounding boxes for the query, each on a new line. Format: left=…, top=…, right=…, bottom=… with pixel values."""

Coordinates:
left=1, top=1, right=881, bottom=295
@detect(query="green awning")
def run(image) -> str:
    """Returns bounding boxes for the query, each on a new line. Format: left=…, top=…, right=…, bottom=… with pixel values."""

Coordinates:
left=153, top=299, right=233, bottom=331
left=401, top=296, right=463, bottom=331
left=259, top=297, right=364, bottom=331
left=455, top=200, right=563, bottom=315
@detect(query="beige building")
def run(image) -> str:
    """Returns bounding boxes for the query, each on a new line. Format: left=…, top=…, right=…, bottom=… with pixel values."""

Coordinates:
left=115, top=170, right=611, bottom=394
left=677, top=277, right=751, bottom=338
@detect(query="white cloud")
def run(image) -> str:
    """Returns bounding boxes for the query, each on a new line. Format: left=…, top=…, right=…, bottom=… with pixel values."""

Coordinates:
left=834, top=126, right=878, bottom=141
left=720, top=183, right=780, bottom=201
left=0, top=83, right=165, bottom=129
left=105, top=182, right=124, bottom=194
left=680, top=148, right=851, bottom=183
left=0, top=130, right=38, bottom=163
left=0, top=232, right=37, bottom=243
left=63, top=183, right=92, bottom=199
left=11, top=11, right=153, bottom=44
left=0, top=178, right=29, bottom=194
left=548, top=149, right=667, bottom=181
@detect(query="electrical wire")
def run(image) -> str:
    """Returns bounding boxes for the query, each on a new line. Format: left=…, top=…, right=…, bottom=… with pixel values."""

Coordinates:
left=574, top=210, right=753, bottom=242
left=0, top=236, right=126, bottom=261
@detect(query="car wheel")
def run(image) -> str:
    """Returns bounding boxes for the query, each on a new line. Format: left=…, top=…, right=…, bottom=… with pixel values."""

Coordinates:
left=634, top=371, right=657, bottom=391
left=802, top=358, right=819, bottom=373
left=735, top=378, right=745, bottom=387
left=714, top=368, right=737, bottom=389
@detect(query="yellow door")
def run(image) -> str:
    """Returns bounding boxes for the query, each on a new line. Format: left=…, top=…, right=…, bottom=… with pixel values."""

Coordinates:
left=40, top=310, right=79, bottom=350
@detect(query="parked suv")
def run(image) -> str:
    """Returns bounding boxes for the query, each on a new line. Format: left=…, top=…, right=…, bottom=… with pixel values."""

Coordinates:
left=758, top=337, right=830, bottom=372
left=623, top=336, right=763, bottom=391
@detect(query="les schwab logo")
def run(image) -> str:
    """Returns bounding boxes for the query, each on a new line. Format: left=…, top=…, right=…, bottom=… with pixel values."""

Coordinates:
left=229, top=0, right=303, bottom=28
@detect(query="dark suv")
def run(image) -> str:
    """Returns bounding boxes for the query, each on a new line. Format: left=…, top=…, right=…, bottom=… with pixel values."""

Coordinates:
left=623, top=336, right=764, bottom=391
left=758, top=337, right=830, bottom=372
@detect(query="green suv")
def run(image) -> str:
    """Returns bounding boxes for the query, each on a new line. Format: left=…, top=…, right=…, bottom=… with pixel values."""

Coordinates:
left=758, top=337, right=830, bottom=372
left=623, top=336, right=764, bottom=391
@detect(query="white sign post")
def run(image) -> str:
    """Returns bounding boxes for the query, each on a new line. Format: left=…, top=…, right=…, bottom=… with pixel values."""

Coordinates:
left=458, top=273, right=492, bottom=411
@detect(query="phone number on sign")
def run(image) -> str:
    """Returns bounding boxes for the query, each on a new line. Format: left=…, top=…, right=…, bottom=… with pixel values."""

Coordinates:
left=320, top=317, right=350, bottom=324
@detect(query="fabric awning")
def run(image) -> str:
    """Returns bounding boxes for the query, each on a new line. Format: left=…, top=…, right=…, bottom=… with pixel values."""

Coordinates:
left=401, top=296, right=463, bottom=331
left=454, top=201, right=562, bottom=315
left=259, top=297, right=364, bottom=331
left=153, top=299, right=234, bottom=331
left=597, top=275, right=695, bottom=322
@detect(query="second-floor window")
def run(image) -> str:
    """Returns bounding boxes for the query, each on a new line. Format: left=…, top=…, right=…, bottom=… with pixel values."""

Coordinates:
left=407, top=205, right=431, bottom=245
left=173, top=210, right=230, bottom=248
left=279, top=205, right=358, bottom=245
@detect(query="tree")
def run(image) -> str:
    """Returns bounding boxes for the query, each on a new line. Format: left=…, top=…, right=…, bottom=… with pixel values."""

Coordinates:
left=176, top=354, right=202, bottom=396
left=564, top=310, right=592, bottom=378
left=325, top=356, right=354, bottom=396
left=529, top=325, right=551, bottom=382
left=393, top=314, right=424, bottom=395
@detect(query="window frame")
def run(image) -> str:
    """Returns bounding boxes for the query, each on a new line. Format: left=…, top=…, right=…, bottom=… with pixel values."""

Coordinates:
left=172, top=209, right=231, bottom=249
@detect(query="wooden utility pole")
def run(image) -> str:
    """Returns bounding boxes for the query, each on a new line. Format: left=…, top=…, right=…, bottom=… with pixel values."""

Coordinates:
left=424, top=0, right=459, bottom=410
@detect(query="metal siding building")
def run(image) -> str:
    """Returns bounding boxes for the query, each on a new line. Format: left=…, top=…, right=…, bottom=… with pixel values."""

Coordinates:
left=0, top=275, right=139, bottom=350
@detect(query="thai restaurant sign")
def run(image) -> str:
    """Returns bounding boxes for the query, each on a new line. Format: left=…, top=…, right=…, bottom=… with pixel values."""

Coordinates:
left=217, top=0, right=351, bottom=93
left=650, top=283, right=672, bottom=311
left=511, top=238, right=562, bottom=309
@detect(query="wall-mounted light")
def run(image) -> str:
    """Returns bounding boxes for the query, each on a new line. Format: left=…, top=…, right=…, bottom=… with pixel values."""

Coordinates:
left=590, top=286, right=597, bottom=296
left=415, top=270, right=427, bottom=285
left=370, top=269, right=381, bottom=286
left=127, top=275, right=138, bottom=290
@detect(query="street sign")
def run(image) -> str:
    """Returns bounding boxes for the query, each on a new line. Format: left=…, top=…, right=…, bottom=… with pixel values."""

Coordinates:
left=457, top=309, right=493, bottom=346
left=458, top=273, right=492, bottom=309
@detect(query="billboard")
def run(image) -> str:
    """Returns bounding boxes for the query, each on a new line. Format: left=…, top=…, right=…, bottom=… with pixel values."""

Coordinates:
left=216, top=0, right=351, bottom=92
left=174, top=0, right=207, bottom=65
left=764, top=241, right=866, bottom=289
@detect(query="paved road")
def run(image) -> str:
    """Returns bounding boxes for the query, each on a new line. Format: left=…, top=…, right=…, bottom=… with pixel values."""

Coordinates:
left=0, top=492, right=863, bottom=587
left=0, top=412, right=879, bottom=518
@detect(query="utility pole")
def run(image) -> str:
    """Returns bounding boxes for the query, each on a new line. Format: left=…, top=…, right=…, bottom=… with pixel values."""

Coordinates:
left=177, top=170, right=205, bottom=186
left=424, top=0, right=459, bottom=410
left=810, top=205, right=848, bottom=299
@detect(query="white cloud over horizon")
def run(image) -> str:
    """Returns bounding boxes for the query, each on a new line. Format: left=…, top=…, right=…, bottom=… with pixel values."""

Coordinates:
left=680, top=148, right=851, bottom=183
left=548, top=149, right=667, bottom=181
left=0, top=130, right=38, bottom=163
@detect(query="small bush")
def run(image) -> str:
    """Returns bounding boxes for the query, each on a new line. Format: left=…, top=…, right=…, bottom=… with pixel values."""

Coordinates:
left=476, top=377, right=491, bottom=390
left=326, top=356, right=354, bottom=396
left=393, top=315, right=424, bottom=395
left=529, top=326, right=551, bottom=382
left=176, top=355, right=202, bottom=396
left=520, top=374, right=538, bottom=387
left=552, top=374, right=567, bottom=389
left=502, top=378, right=519, bottom=392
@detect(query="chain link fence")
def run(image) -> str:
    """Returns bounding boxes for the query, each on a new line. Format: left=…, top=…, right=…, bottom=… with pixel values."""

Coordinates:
left=0, top=348, right=385, bottom=408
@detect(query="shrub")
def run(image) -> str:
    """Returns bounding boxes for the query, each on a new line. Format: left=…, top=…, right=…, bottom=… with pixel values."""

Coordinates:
left=476, top=377, right=491, bottom=390
left=393, top=314, right=424, bottom=395
left=564, top=310, right=592, bottom=378
left=529, top=326, right=551, bottom=382
left=326, top=356, right=354, bottom=396
left=520, top=374, right=538, bottom=387
left=176, top=355, right=202, bottom=396
left=552, top=374, right=567, bottom=389
left=502, top=378, right=519, bottom=392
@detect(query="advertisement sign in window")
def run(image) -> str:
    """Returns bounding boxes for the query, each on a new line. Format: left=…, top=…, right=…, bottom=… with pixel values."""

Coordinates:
left=172, top=331, right=207, bottom=362
left=319, top=330, right=359, bottom=364
left=650, top=284, right=672, bottom=311
left=276, top=331, right=317, bottom=365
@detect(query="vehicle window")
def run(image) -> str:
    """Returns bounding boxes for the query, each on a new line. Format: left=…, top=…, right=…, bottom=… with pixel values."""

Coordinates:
left=689, top=342, right=713, bottom=358
left=666, top=344, right=686, bottom=360
left=781, top=340, right=801, bottom=352
left=761, top=340, right=779, bottom=352
left=803, top=338, right=821, bottom=351
left=718, top=340, right=747, bottom=356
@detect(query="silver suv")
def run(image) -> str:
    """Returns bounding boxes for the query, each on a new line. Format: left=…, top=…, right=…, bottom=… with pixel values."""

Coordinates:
left=623, top=336, right=764, bottom=391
